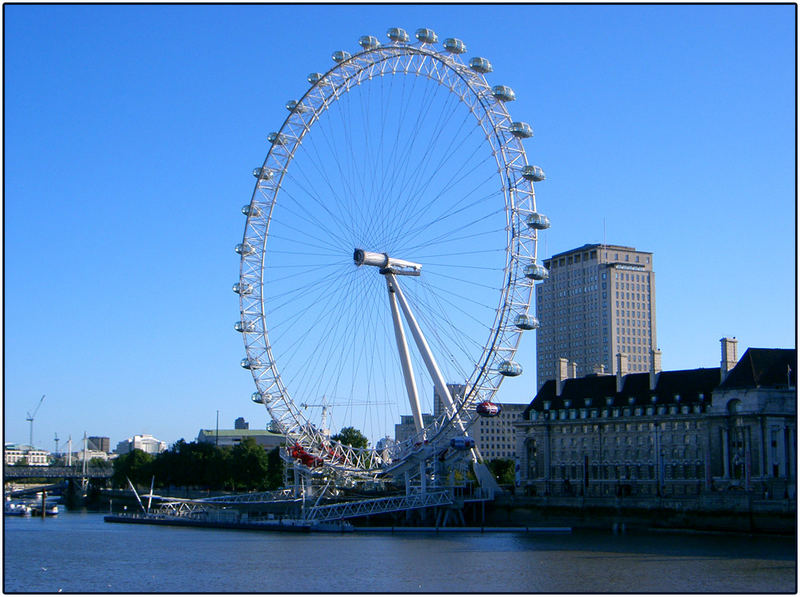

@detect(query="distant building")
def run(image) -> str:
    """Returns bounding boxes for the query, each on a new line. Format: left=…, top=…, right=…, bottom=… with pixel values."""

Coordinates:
left=536, top=243, right=658, bottom=387
left=395, top=413, right=435, bottom=444
left=4, top=444, right=50, bottom=466
left=74, top=449, right=111, bottom=462
left=197, top=428, right=283, bottom=452
left=472, top=403, right=527, bottom=461
left=115, top=434, right=167, bottom=455
left=87, top=436, right=110, bottom=453
left=234, top=417, right=249, bottom=430
left=516, top=338, right=796, bottom=499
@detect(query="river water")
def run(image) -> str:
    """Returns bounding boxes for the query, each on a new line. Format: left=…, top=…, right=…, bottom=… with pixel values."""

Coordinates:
left=3, top=511, right=796, bottom=593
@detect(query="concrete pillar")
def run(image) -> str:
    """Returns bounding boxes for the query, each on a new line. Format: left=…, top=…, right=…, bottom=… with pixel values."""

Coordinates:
left=777, top=425, right=787, bottom=478
left=722, top=428, right=730, bottom=478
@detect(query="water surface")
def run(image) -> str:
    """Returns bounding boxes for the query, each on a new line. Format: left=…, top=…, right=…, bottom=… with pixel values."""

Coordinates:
left=3, top=512, right=795, bottom=593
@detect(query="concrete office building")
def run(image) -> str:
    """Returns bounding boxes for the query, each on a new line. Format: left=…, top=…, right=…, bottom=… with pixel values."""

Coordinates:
left=472, top=403, right=527, bottom=461
left=87, top=436, right=110, bottom=453
left=536, top=244, right=657, bottom=387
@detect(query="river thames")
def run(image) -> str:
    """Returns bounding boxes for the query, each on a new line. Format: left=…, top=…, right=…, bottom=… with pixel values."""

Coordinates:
left=3, top=511, right=796, bottom=593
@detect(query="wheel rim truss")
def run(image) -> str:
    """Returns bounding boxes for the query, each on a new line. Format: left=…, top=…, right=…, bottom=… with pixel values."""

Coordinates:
left=237, top=38, right=542, bottom=477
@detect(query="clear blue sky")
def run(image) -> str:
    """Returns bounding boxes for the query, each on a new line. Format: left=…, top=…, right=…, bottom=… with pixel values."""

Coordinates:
left=4, top=4, right=795, bottom=450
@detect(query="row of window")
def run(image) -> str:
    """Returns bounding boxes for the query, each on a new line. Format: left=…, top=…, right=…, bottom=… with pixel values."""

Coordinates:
left=547, top=462, right=703, bottom=481
left=531, top=404, right=706, bottom=421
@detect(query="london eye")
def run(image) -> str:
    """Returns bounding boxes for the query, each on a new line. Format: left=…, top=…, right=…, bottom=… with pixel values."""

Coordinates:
left=235, top=27, right=549, bottom=482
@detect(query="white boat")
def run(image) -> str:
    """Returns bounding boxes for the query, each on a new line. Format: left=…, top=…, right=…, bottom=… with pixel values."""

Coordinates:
left=4, top=499, right=31, bottom=517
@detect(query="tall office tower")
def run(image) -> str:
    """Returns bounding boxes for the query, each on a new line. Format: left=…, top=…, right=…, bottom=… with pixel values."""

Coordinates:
left=535, top=244, right=658, bottom=387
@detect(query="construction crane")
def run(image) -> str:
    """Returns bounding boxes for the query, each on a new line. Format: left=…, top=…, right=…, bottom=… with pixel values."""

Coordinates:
left=299, top=396, right=389, bottom=437
left=26, top=394, right=45, bottom=449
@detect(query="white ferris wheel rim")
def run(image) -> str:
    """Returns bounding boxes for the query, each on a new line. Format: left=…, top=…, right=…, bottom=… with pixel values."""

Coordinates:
left=236, top=29, right=543, bottom=475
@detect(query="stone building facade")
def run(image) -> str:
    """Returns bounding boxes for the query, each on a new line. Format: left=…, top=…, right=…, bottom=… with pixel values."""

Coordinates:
left=516, top=339, right=796, bottom=499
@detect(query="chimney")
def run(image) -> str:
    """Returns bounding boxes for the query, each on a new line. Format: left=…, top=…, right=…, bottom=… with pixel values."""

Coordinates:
left=649, top=348, right=662, bottom=391
left=556, top=357, right=569, bottom=396
left=616, top=352, right=628, bottom=393
left=592, top=363, right=606, bottom=375
left=720, top=337, right=738, bottom=379
left=568, top=361, right=578, bottom=379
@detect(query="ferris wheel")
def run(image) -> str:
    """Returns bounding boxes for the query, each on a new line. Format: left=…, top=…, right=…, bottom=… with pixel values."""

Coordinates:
left=235, top=27, right=549, bottom=479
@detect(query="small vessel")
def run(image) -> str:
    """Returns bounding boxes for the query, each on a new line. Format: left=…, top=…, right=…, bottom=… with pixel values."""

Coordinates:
left=29, top=503, right=59, bottom=517
left=4, top=498, right=31, bottom=517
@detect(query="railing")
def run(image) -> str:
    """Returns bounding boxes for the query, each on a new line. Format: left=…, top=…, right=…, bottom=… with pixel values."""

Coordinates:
left=4, top=466, right=113, bottom=479
left=306, top=490, right=454, bottom=522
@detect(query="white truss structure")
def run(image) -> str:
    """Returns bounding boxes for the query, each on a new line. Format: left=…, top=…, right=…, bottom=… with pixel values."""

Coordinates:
left=236, top=29, right=544, bottom=479
left=305, top=490, right=453, bottom=522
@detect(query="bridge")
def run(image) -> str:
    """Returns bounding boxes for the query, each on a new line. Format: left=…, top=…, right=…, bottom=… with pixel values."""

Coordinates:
left=4, top=466, right=113, bottom=480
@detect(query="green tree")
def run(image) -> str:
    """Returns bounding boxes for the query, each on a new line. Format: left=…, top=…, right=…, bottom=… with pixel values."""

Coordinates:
left=230, top=438, right=270, bottom=491
left=112, top=449, right=154, bottom=487
left=331, top=426, right=368, bottom=450
left=88, top=457, right=112, bottom=470
left=487, top=458, right=516, bottom=485
left=266, top=446, right=284, bottom=490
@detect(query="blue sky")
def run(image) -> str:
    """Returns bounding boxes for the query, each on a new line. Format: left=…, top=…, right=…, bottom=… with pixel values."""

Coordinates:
left=4, top=4, right=795, bottom=450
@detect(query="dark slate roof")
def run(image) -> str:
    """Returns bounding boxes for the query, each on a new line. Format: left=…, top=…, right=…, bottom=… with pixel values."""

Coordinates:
left=523, top=368, right=721, bottom=418
left=719, top=348, right=797, bottom=389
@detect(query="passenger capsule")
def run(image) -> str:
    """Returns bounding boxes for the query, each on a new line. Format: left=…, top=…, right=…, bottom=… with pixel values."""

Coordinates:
left=443, top=38, right=467, bottom=54
left=252, top=167, right=272, bottom=179
left=468, top=57, right=493, bottom=73
left=234, top=242, right=255, bottom=256
left=285, top=100, right=308, bottom=113
left=491, top=85, right=516, bottom=102
left=524, top=263, right=549, bottom=281
left=240, top=357, right=263, bottom=370
left=359, top=35, right=380, bottom=49
left=476, top=401, right=502, bottom=417
left=509, top=122, right=533, bottom=138
left=415, top=28, right=438, bottom=44
left=515, top=314, right=540, bottom=330
left=450, top=436, right=476, bottom=450
left=307, top=72, right=324, bottom=85
left=267, top=132, right=287, bottom=146
left=526, top=212, right=550, bottom=230
left=521, top=165, right=546, bottom=182
left=332, top=50, right=351, bottom=63
left=387, top=27, right=410, bottom=43
left=251, top=392, right=265, bottom=404
left=234, top=320, right=255, bottom=333
left=241, top=204, right=262, bottom=217
left=498, top=360, right=523, bottom=377
left=232, top=282, right=253, bottom=295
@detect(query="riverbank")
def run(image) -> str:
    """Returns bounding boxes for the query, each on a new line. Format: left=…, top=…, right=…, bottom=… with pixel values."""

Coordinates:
left=486, top=494, right=796, bottom=535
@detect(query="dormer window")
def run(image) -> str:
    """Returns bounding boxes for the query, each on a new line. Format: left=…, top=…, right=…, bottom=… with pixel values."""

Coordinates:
left=585, top=398, right=592, bottom=406
left=628, top=396, right=635, bottom=405
left=564, top=399, right=572, bottom=408
left=543, top=401, right=551, bottom=410
left=605, top=397, right=614, bottom=406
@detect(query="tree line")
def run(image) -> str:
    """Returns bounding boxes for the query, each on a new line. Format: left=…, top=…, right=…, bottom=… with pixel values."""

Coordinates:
left=112, top=438, right=283, bottom=491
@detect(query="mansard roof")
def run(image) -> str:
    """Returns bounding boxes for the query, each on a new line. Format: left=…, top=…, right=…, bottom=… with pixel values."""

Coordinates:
left=524, top=368, right=721, bottom=418
left=719, top=348, right=796, bottom=389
